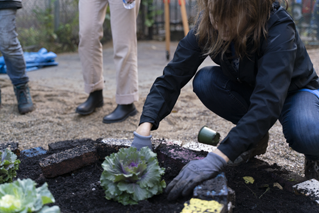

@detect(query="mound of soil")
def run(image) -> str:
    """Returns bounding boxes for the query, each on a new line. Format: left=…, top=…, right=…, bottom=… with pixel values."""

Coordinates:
left=16, top=140, right=319, bottom=213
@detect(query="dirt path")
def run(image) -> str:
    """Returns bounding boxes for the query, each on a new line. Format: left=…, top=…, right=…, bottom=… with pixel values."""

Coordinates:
left=1, top=41, right=319, bottom=177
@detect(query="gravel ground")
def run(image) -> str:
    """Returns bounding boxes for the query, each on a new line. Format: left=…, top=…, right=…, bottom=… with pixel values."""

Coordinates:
left=1, top=41, right=319, bottom=177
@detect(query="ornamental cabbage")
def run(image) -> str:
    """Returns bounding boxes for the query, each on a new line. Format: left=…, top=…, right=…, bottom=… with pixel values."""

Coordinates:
left=0, top=178, right=60, bottom=213
left=0, top=149, right=20, bottom=184
left=100, top=147, right=166, bottom=205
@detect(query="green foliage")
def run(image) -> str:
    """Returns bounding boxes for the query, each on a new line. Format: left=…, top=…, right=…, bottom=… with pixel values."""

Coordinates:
left=142, top=0, right=163, bottom=27
left=102, top=6, right=112, bottom=44
left=55, top=15, right=79, bottom=52
left=16, top=0, right=162, bottom=53
left=18, top=6, right=56, bottom=51
left=0, top=149, right=20, bottom=184
left=100, top=147, right=166, bottom=205
left=18, top=1, right=79, bottom=53
left=0, top=178, right=60, bottom=213
left=17, top=27, right=40, bottom=50
left=33, top=6, right=57, bottom=42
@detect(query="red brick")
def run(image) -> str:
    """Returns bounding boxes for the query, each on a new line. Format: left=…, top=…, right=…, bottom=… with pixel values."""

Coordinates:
left=40, top=145, right=98, bottom=178
left=48, top=138, right=96, bottom=152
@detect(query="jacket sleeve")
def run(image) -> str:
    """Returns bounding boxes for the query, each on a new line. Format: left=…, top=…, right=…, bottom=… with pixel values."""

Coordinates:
left=218, top=16, right=298, bottom=161
left=139, top=29, right=206, bottom=130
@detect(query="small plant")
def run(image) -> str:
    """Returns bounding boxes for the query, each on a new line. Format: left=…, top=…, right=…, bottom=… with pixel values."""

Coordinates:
left=0, top=149, right=20, bottom=184
left=0, top=178, right=60, bottom=213
left=100, top=147, right=166, bottom=205
left=142, top=0, right=163, bottom=27
left=17, top=0, right=80, bottom=53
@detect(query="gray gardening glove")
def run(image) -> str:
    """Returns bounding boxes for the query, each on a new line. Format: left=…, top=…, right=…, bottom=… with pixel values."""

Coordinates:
left=166, top=152, right=227, bottom=200
left=131, top=131, right=152, bottom=150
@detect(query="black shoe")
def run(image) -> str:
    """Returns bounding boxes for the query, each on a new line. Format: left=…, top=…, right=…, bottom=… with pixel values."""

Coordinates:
left=14, top=83, right=35, bottom=114
left=76, top=90, right=104, bottom=115
left=102, top=103, right=137, bottom=124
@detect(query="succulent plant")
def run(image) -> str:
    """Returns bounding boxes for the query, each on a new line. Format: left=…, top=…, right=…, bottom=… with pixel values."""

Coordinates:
left=0, top=178, right=60, bottom=213
left=0, top=149, right=20, bottom=184
left=100, top=147, right=166, bottom=205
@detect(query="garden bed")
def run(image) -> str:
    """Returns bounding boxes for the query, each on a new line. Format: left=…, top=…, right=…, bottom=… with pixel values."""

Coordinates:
left=14, top=139, right=319, bottom=213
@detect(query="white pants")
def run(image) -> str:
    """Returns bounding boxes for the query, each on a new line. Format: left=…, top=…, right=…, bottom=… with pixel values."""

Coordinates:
left=78, top=0, right=140, bottom=104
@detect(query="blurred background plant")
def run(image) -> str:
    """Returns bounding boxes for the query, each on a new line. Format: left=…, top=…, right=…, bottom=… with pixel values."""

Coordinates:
left=13, top=0, right=319, bottom=54
left=15, top=0, right=199, bottom=53
left=17, top=0, right=80, bottom=53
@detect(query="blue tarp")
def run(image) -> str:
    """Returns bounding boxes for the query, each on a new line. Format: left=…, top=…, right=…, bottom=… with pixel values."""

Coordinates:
left=0, top=48, right=58, bottom=74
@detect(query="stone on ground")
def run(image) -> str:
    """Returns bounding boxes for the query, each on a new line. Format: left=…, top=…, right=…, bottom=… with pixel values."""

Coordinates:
left=293, top=179, right=319, bottom=205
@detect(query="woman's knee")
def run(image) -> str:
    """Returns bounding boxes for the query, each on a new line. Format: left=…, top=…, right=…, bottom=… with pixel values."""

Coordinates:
left=281, top=92, right=319, bottom=157
left=193, top=68, right=204, bottom=94
left=193, top=66, right=220, bottom=94
left=286, top=123, right=319, bottom=157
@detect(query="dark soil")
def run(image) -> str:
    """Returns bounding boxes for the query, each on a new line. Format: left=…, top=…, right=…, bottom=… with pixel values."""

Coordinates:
left=15, top=139, right=319, bottom=213
left=225, top=159, right=319, bottom=213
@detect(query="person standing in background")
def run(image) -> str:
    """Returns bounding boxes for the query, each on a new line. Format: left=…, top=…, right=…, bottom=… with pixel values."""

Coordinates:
left=0, top=0, right=35, bottom=114
left=76, top=0, right=140, bottom=124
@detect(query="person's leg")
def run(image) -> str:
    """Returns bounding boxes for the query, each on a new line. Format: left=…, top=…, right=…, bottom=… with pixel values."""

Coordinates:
left=0, top=9, right=28, bottom=86
left=193, top=66, right=253, bottom=124
left=193, top=66, right=269, bottom=165
left=76, top=0, right=108, bottom=115
left=279, top=90, right=319, bottom=179
left=0, top=9, right=34, bottom=114
left=102, top=0, right=140, bottom=123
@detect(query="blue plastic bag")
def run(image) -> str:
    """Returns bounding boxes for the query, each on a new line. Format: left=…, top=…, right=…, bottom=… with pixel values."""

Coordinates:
left=0, top=48, right=58, bottom=74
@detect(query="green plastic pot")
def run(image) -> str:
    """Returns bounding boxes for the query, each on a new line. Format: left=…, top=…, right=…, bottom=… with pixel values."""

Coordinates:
left=197, top=126, right=220, bottom=146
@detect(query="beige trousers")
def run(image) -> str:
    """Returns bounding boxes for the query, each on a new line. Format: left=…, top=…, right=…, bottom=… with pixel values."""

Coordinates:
left=78, top=0, right=140, bottom=104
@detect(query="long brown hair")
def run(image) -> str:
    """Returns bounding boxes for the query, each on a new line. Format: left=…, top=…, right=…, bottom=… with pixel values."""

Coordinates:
left=196, top=0, right=288, bottom=59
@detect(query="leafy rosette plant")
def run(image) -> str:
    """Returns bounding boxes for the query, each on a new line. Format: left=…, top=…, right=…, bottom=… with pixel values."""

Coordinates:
left=0, top=149, right=20, bottom=184
left=100, top=147, right=166, bottom=205
left=0, top=178, right=60, bottom=213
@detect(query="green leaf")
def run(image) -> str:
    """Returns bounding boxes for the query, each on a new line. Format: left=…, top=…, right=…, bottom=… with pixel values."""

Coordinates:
left=0, top=149, right=20, bottom=184
left=0, top=179, right=60, bottom=213
left=36, top=183, right=56, bottom=205
left=145, top=19, right=154, bottom=27
left=243, top=176, right=254, bottom=184
left=36, top=205, right=60, bottom=213
left=120, top=182, right=149, bottom=201
left=100, top=147, right=166, bottom=205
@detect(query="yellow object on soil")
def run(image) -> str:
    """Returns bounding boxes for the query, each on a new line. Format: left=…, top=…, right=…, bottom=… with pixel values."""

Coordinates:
left=243, top=176, right=255, bottom=184
left=181, top=198, right=224, bottom=213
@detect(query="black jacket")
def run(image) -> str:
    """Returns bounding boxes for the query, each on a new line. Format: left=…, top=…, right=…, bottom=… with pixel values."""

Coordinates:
left=0, top=0, right=22, bottom=10
left=139, top=4, right=319, bottom=161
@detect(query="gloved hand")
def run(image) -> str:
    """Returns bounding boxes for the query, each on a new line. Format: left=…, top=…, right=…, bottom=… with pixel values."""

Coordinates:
left=131, top=131, right=152, bottom=150
left=166, top=152, right=227, bottom=200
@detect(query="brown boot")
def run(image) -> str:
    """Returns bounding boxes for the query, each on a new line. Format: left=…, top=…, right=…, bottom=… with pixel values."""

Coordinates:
left=228, top=132, right=269, bottom=166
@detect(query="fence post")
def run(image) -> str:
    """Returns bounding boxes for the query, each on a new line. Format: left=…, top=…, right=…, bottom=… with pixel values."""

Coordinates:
left=147, top=0, right=153, bottom=39
left=54, top=0, right=60, bottom=31
left=45, top=0, right=51, bottom=9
